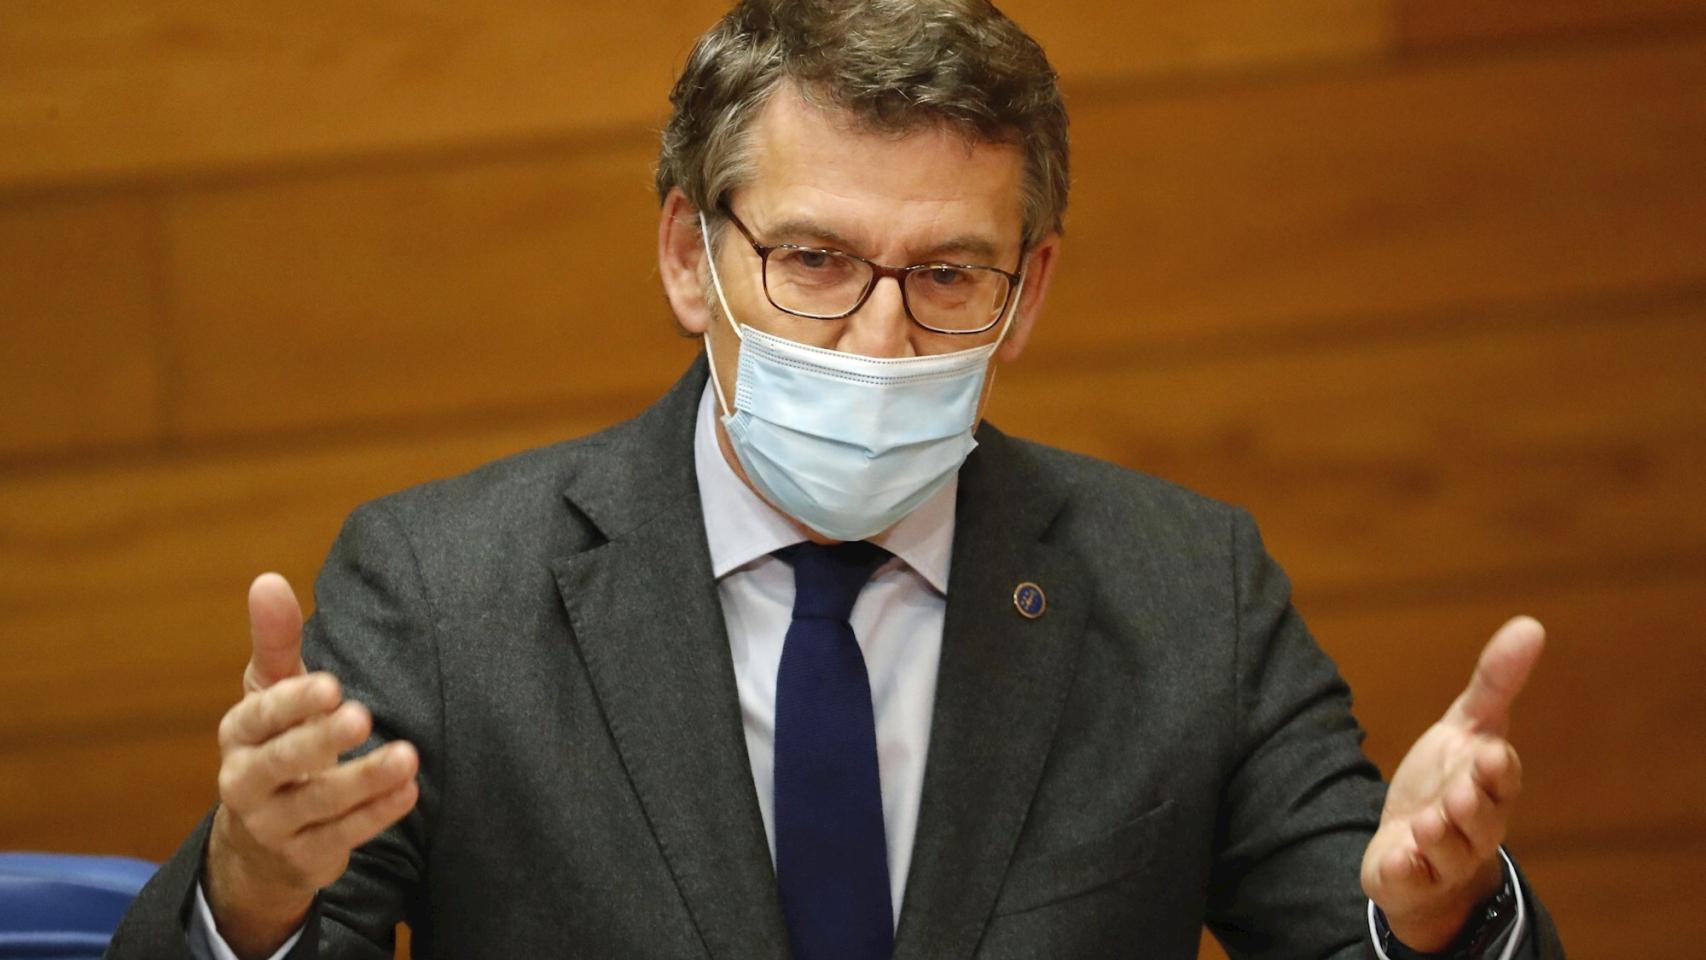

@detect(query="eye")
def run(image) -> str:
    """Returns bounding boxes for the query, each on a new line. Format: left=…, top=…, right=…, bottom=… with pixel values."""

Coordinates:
left=925, top=266, right=968, bottom=287
left=796, top=249, right=833, bottom=269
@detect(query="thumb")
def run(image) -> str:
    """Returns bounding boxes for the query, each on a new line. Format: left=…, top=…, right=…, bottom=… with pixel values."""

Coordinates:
left=1447, top=615, right=1546, bottom=735
left=245, top=572, right=306, bottom=693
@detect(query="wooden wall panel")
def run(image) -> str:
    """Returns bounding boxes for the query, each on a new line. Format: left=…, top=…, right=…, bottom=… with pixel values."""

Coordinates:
left=161, top=143, right=697, bottom=439
left=1310, top=573, right=1706, bottom=848
left=0, top=0, right=1391, bottom=192
left=1398, top=0, right=1706, bottom=49
left=0, top=727, right=218, bottom=860
left=1515, top=839, right=1706, bottom=957
left=0, top=0, right=729, bottom=189
left=1, top=1, right=1699, bottom=953
left=0, top=414, right=623, bottom=625
left=9, top=308, right=1699, bottom=860
left=4, top=596, right=259, bottom=752
left=0, top=194, right=162, bottom=459
left=146, top=34, right=1706, bottom=441
left=1003, top=0, right=1390, bottom=83
left=0, top=415, right=631, bottom=856
left=990, top=303, right=1706, bottom=594
left=1057, top=33, right=1706, bottom=354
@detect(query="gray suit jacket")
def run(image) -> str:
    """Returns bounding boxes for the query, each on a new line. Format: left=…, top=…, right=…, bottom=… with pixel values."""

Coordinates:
left=109, top=358, right=1562, bottom=958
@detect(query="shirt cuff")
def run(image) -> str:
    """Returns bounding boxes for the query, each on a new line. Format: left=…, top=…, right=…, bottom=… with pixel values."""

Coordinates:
left=189, top=881, right=306, bottom=960
left=1367, top=847, right=1527, bottom=960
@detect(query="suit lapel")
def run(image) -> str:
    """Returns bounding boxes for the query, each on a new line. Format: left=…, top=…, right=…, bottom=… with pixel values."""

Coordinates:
left=893, top=425, right=1090, bottom=960
left=550, top=360, right=789, bottom=960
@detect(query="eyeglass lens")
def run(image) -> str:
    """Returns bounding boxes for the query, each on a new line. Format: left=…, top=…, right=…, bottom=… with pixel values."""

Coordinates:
left=765, top=247, right=1011, bottom=332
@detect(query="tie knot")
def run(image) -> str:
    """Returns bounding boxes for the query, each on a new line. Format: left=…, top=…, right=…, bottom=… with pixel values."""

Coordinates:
left=782, top=541, right=890, bottom=621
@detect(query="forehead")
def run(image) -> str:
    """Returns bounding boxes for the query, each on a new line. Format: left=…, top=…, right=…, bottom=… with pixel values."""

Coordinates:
left=738, top=86, right=1026, bottom=255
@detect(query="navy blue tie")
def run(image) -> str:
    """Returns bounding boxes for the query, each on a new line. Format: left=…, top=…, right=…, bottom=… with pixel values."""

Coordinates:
left=773, top=541, right=894, bottom=960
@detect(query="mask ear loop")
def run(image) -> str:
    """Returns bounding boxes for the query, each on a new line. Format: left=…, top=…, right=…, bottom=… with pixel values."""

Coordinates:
left=980, top=269, right=1027, bottom=398
left=698, top=210, right=744, bottom=418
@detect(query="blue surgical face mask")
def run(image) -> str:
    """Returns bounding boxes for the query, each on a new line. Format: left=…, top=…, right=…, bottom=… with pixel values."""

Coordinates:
left=699, top=211, right=1024, bottom=541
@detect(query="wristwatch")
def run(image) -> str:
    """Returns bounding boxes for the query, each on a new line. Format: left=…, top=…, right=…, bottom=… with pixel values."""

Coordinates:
left=1374, top=872, right=1520, bottom=960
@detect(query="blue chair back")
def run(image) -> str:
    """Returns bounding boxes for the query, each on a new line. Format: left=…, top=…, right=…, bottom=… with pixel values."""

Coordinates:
left=0, top=854, right=157, bottom=959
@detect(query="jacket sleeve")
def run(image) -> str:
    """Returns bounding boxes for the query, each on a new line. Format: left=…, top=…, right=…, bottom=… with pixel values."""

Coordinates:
left=107, top=500, right=443, bottom=959
left=1203, top=509, right=1564, bottom=959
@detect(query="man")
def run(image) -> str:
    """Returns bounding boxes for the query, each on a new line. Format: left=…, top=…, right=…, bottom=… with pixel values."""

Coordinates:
left=110, top=1, right=1565, bottom=958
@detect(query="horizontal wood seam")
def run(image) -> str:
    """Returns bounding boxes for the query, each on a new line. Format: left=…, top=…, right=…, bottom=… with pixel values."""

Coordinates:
left=3, top=22, right=1702, bottom=202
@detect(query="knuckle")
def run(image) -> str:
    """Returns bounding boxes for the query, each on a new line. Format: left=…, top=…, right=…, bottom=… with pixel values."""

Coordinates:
left=262, top=736, right=300, bottom=783
left=296, top=776, right=347, bottom=825
left=217, top=709, right=241, bottom=748
left=216, top=765, right=245, bottom=805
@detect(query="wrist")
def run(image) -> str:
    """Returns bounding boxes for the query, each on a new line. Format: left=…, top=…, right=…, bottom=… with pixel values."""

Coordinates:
left=205, top=808, right=315, bottom=957
left=1382, top=856, right=1504, bottom=952
left=1376, top=854, right=1519, bottom=959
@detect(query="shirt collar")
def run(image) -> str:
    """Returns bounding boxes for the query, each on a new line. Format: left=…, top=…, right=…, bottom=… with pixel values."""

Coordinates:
left=692, top=380, right=956, bottom=593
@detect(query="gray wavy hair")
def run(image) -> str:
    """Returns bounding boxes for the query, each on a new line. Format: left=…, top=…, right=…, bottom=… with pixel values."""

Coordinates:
left=656, top=0, right=1069, bottom=249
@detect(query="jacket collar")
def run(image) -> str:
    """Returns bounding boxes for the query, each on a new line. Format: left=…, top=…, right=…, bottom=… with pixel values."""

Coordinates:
left=554, top=356, right=1087, bottom=960
left=553, top=357, right=791, bottom=959
left=893, top=418, right=1089, bottom=959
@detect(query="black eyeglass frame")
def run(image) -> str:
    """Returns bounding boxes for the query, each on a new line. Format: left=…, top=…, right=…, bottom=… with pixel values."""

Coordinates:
left=716, top=201, right=1027, bottom=336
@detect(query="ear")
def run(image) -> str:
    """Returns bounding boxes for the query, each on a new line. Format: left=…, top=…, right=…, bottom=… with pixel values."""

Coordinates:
left=995, top=232, right=1061, bottom=363
left=658, top=188, right=714, bottom=335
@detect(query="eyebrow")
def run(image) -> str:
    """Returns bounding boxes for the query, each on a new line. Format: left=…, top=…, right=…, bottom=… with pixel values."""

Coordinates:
left=761, top=216, right=1004, bottom=265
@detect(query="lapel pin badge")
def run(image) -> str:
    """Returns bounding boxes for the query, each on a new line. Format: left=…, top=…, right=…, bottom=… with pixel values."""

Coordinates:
left=1012, top=582, right=1046, bottom=620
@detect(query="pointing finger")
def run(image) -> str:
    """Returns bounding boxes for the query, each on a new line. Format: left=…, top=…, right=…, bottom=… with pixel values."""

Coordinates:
left=1447, top=616, right=1545, bottom=735
left=247, top=573, right=307, bottom=693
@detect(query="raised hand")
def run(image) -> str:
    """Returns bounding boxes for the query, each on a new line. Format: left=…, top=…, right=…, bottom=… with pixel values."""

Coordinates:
left=1360, top=616, right=1546, bottom=951
left=204, top=574, right=420, bottom=959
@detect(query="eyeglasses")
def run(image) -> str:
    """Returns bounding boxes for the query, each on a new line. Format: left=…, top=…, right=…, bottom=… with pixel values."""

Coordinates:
left=717, top=202, right=1024, bottom=335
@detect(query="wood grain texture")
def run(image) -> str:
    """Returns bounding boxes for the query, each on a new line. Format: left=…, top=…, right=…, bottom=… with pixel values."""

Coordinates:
left=0, top=4, right=1698, bottom=954
left=6, top=312, right=1701, bottom=845
left=1398, top=0, right=1706, bottom=49
left=0, top=412, right=632, bottom=853
left=1512, top=838, right=1706, bottom=958
left=7, top=305, right=1696, bottom=672
left=0, top=0, right=1392, bottom=191
left=989, top=302, right=1706, bottom=595
left=0, top=194, right=162, bottom=459
left=2, top=595, right=257, bottom=751
left=0, top=726, right=217, bottom=860
left=0, top=0, right=730, bottom=189
left=1312, top=573, right=1706, bottom=848
left=1002, top=0, right=1391, bottom=83
left=0, top=411, right=632, bottom=629
left=161, top=143, right=698, bottom=439
left=148, top=33, right=1706, bottom=441
left=1055, top=32, right=1706, bottom=355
